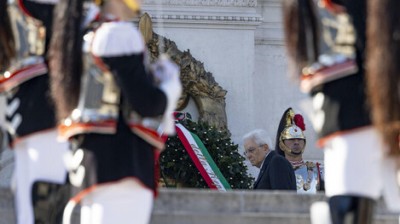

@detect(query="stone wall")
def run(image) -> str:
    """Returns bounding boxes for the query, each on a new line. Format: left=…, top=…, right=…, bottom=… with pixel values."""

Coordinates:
left=142, top=0, right=323, bottom=177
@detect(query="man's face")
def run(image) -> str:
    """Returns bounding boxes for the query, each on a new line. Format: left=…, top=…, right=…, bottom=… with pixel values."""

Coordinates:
left=244, top=139, right=268, bottom=168
left=283, top=138, right=305, bottom=155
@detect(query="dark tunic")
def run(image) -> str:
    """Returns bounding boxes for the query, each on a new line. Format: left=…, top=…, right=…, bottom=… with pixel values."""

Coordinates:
left=5, top=0, right=56, bottom=141
left=310, top=0, right=370, bottom=141
left=69, top=22, right=167, bottom=192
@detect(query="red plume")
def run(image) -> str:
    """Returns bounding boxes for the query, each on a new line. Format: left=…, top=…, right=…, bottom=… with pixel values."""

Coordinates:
left=294, top=114, right=306, bottom=131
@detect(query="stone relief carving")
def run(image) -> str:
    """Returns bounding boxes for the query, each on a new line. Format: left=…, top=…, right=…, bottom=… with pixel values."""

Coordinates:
left=139, top=14, right=228, bottom=130
left=151, top=14, right=261, bottom=23
left=142, top=0, right=262, bottom=25
left=144, top=0, right=257, bottom=7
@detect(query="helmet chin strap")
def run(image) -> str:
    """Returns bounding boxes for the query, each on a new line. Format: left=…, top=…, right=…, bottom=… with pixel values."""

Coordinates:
left=279, top=141, right=305, bottom=157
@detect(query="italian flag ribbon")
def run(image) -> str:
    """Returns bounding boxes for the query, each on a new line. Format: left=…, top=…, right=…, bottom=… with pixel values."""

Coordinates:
left=175, top=123, right=231, bottom=191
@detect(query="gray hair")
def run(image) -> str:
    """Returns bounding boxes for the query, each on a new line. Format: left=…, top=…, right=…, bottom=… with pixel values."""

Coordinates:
left=242, top=129, right=273, bottom=148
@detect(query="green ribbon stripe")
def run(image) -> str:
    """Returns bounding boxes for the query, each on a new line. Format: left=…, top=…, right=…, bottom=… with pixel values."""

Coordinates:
left=191, top=133, right=231, bottom=190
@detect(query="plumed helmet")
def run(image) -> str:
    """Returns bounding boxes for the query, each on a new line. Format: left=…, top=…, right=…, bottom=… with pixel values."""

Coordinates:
left=280, top=124, right=305, bottom=140
left=280, top=110, right=306, bottom=141
left=274, top=108, right=306, bottom=156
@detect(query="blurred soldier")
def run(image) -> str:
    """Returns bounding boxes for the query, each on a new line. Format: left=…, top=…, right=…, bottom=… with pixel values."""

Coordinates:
left=0, top=0, right=69, bottom=223
left=49, top=0, right=182, bottom=223
left=282, top=0, right=399, bottom=223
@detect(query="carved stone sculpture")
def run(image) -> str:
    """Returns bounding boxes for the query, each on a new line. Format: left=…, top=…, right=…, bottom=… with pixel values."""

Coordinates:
left=140, top=13, right=228, bottom=130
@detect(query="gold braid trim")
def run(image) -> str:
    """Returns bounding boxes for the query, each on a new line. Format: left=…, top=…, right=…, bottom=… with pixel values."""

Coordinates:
left=305, top=161, right=315, bottom=169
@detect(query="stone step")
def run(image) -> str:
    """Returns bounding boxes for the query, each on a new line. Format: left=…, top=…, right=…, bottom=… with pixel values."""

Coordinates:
left=151, top=213, right=312, bottom=224
left=151, top=213, right=398, bottom=224
left=150, top=189, right=399, bottom=224
left=0, top=187, right=398, bottom=224
left=0, top=187, right=16, bottom=224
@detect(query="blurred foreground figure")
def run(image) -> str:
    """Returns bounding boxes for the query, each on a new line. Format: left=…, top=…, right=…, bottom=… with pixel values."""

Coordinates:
left=281, top=0, right=400, bottom=223
left=49, top=0, right=182, bottom=223
left=366, top=0, right=400, bottom=219
left=0, top=0, right=69, bottom=223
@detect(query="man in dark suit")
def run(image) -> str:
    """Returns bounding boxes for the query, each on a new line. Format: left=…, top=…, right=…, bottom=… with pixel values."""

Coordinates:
left=243, top=129, right=296, bottom=190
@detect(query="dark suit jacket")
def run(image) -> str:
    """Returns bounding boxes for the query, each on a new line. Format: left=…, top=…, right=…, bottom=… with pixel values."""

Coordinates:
left=253, top=150, right=296, bottom=190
